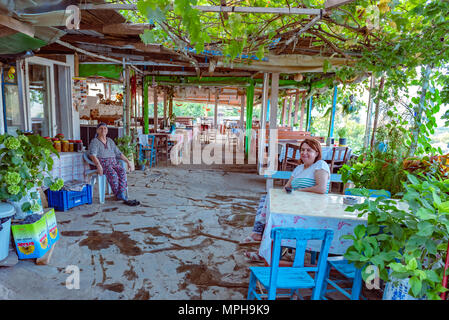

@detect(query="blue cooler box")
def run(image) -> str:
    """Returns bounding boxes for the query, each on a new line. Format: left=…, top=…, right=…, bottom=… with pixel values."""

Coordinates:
left=46, top=184, right=92, bottom=211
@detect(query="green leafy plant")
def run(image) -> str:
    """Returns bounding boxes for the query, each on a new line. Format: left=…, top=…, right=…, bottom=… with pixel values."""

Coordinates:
left=138, top=159, right=147, bottom=166
left=0, top=132, right=63, bottom=213
left=342, top=174, right=449, bottom=300
left=115, top=135, right=137, bottom=160
left=340, top=120, right=410, bottom=197
left=169, top=112, right=176, bottom=125
left=337, top=127, right=347, bottom=138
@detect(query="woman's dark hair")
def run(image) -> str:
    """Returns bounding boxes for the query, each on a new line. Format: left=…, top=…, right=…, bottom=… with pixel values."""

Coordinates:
left=96, top=122, right=107, bottom=129
left=298, top=138, right=322, bottom=164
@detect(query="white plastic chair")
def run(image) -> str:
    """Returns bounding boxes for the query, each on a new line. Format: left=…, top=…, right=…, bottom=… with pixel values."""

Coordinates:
left=83, top=152, right=128, bottom=203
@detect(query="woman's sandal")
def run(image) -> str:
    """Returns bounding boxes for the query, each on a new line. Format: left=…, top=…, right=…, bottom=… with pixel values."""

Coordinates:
left=239, top=235, right=262, bottom=245
left=244, top=251, right=265, bottom=263
left=123, top=199, right=140, bottom=206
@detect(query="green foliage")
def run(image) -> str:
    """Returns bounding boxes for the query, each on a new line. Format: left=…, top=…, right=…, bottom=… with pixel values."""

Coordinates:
left=0, top=132, right=63, bottom=208
left=137, top=159, right=147, bottom=166
left=115, top=135, right=137, bottom=160
left=128, top=0, right=449, bottom=157
left=340, top=120, right=410, bottom=197
left=343, top=174, right=449, bottom=300
left=337, top=127, right=347, bottom=138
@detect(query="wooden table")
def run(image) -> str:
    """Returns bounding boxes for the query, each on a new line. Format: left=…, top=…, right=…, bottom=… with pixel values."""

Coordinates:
left=258, top=188, right=368, bottom=265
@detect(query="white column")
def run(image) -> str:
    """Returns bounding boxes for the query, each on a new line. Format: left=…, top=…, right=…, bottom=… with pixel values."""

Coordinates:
left=267, top=73, right=279, bottom=173
left=258, top=73, right=269, bottom=174
left=240, top=95, right=245, bottom=130
left=214, top=89, right=218, bottom=129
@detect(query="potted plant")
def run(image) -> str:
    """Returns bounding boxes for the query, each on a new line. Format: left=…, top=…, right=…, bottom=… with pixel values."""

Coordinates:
left=115, top=135, right=137, bottom=172
left=137, top=159, right=147, bottom=171
left=0, top=132, right=64, bottom=219
left=169, top=112, right=176, bottom=130
left=342, top=174, right=449, bottom=300
left=337, top=127, right=347, bottom=146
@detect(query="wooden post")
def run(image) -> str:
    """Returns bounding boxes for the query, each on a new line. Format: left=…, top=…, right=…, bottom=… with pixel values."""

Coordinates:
left=214, top=88, right=219, bottom=129
left=298, top=92, right=305, bottom=130
left=370, top=76, right=385, bottom=151
left=74, top=52, right=79, bottom=77
left=327, top=86, right=338, bottom=139
left=168, top=91, right=173, bottom=120
left=267, top=72, right=279, bottom=172
left=363, top=75, right=376, bottom=149
left=280, top=97, right=286, bottom=126
left=123, top=60, right=129, bottom=135
left=163, top=89, right=167, bottom=127
left=143, top=76, right=149, bottom=134
left=258, top=73, right=269, bottom=173
left=153, top=86, right=158, bottom=133
left=306, top=96, right=313, bottom=132
left=287, top=95, right=293, bottom=127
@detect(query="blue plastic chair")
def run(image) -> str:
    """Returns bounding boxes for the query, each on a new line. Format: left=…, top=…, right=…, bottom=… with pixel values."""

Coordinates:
left=138, top=135, right=156, bottom=168
left=247, top=227, right=334, bottom=300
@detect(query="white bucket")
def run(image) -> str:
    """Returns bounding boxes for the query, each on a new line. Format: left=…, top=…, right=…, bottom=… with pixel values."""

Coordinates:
left=0, top=203, right=15, bottom=261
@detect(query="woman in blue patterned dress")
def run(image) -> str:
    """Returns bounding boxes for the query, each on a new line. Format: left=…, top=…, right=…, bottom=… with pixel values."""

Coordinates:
left=242, top=138, right=330, bottom=249
left=89, top=123, right=138, bottom=205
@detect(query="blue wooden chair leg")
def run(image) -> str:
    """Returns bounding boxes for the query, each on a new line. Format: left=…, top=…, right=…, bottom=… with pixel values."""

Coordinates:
left=247, top=271, right=257, bottom=300
left=310, top=251, right=318, bottom=265
left=350, top=269, right=363, bottom=300
left=320, top=260, right=332, bottom=299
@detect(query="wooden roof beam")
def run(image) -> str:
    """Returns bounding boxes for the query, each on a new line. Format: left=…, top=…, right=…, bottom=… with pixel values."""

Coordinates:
left=102, top=23, right=154, bottom=35
left=324, top=0, right=357, bottom=9
left=0, top=14, right=34, bottom=37
left=79, top=4, right=322, bottom=15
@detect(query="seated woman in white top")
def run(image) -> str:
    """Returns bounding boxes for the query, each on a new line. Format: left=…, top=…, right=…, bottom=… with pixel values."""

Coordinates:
left=242, top=138, right=330, bottom=248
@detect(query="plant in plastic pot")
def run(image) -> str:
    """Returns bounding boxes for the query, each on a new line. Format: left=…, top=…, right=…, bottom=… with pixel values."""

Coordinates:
left=342, top=174, right=449, bottom=300
left=137, top=159, right=147, bottom=171
left=115, top=135, right=136, bottom=172
left=0, top=132, right=64, bottom=219
left=337, top=127, right=347, bottom=146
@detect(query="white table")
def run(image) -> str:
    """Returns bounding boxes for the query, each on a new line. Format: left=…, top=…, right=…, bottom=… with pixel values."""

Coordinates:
left=259, top=188, right=367, bottom=265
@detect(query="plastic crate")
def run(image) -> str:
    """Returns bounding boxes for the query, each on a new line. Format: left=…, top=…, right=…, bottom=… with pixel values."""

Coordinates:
left=46, top=184, right=92, bottom=211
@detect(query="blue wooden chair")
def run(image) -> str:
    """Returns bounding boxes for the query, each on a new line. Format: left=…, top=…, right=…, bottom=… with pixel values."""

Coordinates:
left=138, top=135, right=156, bottom=168
left=320, top=188, right=391, bottom=300
left=247, top=227, right=334, bottom=300
left=321, top=256, right=364, bottom=300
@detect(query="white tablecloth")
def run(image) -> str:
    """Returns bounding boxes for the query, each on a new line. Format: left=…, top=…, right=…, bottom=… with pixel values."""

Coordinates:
left=259, top=189, right=367, bottom=265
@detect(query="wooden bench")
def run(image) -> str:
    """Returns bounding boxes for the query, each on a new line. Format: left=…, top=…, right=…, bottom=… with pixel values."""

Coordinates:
left=263, top=171, right=345, bottom=191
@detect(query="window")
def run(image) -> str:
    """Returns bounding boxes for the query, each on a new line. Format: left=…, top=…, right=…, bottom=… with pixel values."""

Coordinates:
left=28, top=63, right=51, bottom=136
